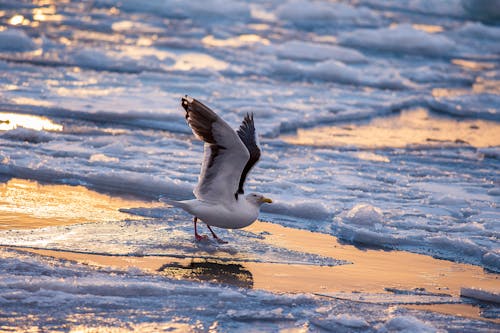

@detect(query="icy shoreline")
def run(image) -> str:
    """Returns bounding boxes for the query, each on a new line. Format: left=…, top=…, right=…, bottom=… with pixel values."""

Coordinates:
left=3, top=247, right=497, bottom=332
left=0, top=0, right=499, bottom=329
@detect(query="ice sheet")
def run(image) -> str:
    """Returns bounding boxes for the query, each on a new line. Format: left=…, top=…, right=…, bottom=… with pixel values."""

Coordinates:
left=0, top=217, right=347, bottom=267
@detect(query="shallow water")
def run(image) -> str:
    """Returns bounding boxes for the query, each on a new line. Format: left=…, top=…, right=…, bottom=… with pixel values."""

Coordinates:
left=0, top=0, right=499, bottom=331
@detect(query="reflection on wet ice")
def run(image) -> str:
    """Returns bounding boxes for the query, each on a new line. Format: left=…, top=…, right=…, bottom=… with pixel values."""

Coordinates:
left=159, top=260, right=254, bottom=289
left=0, top=112, right=63, bottom=132
left=283, top=108, right=500, bottom=148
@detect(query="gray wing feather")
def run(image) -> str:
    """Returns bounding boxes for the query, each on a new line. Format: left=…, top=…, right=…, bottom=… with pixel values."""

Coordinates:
left=236, top=113, right=261, bottom=194
left=182, top=96, right=250, bottom=203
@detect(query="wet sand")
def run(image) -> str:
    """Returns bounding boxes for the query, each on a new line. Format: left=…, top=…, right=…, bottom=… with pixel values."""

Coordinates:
left=1, top=178, right=498, bottom=322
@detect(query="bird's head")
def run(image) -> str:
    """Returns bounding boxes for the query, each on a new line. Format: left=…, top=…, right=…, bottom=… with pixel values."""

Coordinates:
left=245, top=193, right=272, bottom=206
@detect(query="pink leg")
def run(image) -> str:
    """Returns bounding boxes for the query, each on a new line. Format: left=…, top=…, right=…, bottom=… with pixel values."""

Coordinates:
left=206, top=224, right=227, bottom=244
left=193, top=217, right=207, bottom=241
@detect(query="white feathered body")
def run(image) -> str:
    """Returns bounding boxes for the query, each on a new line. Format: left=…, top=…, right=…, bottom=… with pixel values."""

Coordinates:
left=166, top=198, right=259, bottom=229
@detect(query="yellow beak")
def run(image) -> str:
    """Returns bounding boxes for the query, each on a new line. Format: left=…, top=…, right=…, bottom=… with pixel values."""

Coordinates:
left=261, top=197, right=273, bottom=204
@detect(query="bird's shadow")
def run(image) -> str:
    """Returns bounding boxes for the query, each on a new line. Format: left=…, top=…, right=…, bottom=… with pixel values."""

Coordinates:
left=158, top=260, right=254, bottom=289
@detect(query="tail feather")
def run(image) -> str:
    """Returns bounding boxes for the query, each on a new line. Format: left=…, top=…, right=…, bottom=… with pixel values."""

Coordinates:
left=159, top=197, right=184, bottom=208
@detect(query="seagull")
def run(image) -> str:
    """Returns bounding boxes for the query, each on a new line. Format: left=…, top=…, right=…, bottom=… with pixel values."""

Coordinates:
left=163, top=96, right=272, bottom=242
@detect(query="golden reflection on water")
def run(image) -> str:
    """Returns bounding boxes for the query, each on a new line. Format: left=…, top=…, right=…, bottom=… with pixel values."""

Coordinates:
left=433, top=77, right=500, bottom=97
left=452, top=59, right=497, bottom=71
left=406, top=303, right=484, bottom=323
left=0, top=112, right=63, bottom=131
left=202, top=34, right=270, bottom=47
left=245, top=222, right=499, bottom=297
left=11, top=96, right=54, bottom=108
left=171, top=53, right=229, bottom=71
left=0, top=178, right=158, bottom=229
left=32, top=2, right=63, bottom=22
left=248, top=23, right=271, bottom=31
left=283, top=108, right=500, bottom=148
left=412, top=24, right=444, bottom=33
left=8, top=14, right=27, bottom=26
left=473, top=77, right=500, bottom=95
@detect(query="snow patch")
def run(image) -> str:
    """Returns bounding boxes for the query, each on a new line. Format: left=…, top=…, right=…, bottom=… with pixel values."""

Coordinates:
left=339, top=24, right=457, bottom=57
left=0, top=29, right=36, bottom=52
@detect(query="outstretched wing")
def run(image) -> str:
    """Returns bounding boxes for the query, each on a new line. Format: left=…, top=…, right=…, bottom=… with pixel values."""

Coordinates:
left=236, top=113, right=261, bottom=194
left=181, top=96, right=250, bottom=203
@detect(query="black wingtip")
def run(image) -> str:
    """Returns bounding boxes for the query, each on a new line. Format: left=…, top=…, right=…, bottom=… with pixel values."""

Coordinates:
left=181, top=95, right=191, bottom=112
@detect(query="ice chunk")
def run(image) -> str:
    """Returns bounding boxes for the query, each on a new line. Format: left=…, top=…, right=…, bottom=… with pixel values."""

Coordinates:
left=429, top=194, right=469, bottom=206
left=1, top=127, right=54, bottom=144
left=72, top=49, right=141, bottom=73
left=482, top=251, right=500, bottom=272
left=359, top=0, right=466, bottom=17
left=344, top=204, right=384, bottom=226
left=461, top=287, right=500, bottom=304
left=104, top=0, right=250, bottom=19
left=261, top=200, right=331, bottom=221
left=276, top=0, right=380, bottom=26
left=428, top=236, right=484, bottom=258
left=430, top=93, right=499, bottom=120
left=461, top=0, right=500, bottom=22
left=456, top=22, right=500, bottom=41
left=339, top=24, right=457, bottom=57
left=224, top=308, right=294, bottom=321
left=0, top=29, right=36, bottom=52
left=272, top=59, right=412, bottom=89
left=479, top=147, right=500, bottom=159
left=273, top=40, right=367, bottom=63
left=311, top=313, right=369, bottom=331
left=379, top=316, right=437, bottom=333
left=316, top=292, right=460, bottom=305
